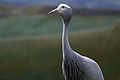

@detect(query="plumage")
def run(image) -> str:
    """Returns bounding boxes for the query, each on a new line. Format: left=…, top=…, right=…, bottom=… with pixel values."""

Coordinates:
left=49, top=3, right=104, bottom=80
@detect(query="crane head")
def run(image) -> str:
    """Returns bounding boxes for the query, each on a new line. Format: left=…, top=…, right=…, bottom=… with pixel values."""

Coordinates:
left=48, top=3, right=72, bottom=18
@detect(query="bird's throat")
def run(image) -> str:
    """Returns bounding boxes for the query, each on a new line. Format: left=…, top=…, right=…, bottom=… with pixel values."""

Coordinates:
left=62, top=18, right=72, bottom=57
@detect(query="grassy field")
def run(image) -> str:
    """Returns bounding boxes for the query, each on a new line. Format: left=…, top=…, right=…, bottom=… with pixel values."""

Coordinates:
left=0, top=15, right=120, bottom=38
left=0, top=15, right=120, bottom=80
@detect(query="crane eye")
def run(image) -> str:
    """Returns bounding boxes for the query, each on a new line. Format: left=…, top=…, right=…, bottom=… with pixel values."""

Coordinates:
left=62, top=6, right=65, bottom=8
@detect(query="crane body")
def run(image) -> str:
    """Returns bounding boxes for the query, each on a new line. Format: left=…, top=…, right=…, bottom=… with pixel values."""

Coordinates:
left=49, top=3, right=104, bottom=80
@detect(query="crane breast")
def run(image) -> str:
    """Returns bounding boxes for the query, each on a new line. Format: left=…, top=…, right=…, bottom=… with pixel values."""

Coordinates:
left=62, top=52, right=104, bottom=80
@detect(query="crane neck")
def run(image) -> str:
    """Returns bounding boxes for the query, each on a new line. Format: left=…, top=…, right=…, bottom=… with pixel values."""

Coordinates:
left=62, top=17, right=72, bottom=55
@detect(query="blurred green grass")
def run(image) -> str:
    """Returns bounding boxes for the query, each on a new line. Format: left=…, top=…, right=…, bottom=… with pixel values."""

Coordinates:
left=0, top=15, right=120, bottom=80
left=0, top=15, right=120, bottom=38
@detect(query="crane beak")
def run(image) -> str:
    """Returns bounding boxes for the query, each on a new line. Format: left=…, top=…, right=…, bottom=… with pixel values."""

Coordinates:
left=48, top=8, right=57, bottom=14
